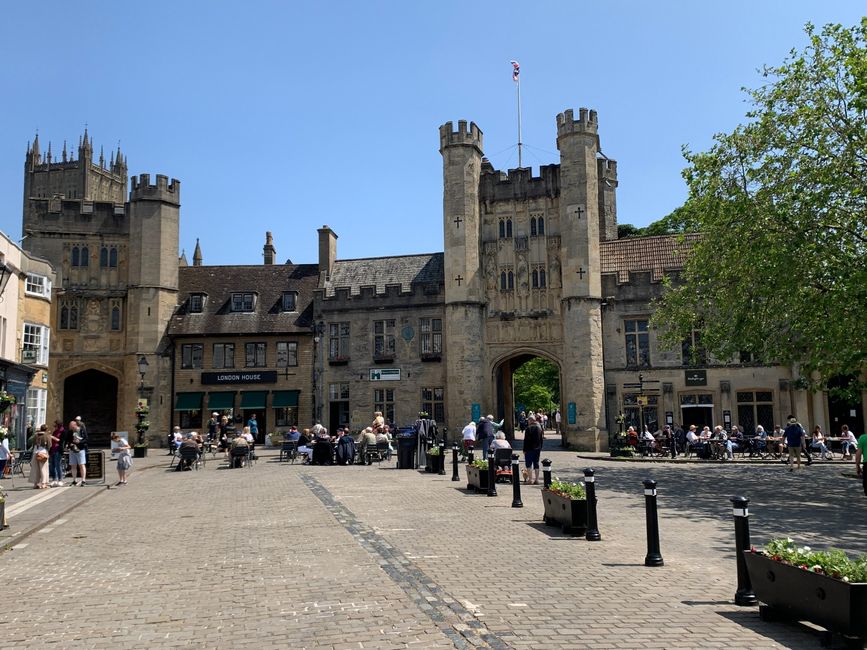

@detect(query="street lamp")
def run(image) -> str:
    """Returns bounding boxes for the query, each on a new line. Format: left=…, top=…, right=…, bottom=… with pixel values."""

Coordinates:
left=0, top=263, right=13, bottom=299
left=137, top=355, right=149, bottom=391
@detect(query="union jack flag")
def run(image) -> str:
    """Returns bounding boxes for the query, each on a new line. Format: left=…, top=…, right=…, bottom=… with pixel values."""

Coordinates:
left=510, top=60, right=520, bottom=82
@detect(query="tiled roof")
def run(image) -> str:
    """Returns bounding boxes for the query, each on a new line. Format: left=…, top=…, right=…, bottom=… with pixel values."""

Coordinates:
left=324, top=253, right=444, bottom=297
left=600, top=233, right=700, bottom=284
left=168, top=264, right=319, bottom=337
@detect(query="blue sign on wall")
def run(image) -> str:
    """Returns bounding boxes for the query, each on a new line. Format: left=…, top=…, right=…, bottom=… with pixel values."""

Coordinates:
left=471, top=403, right=481, bottom=423
left=567, top=402, right=577, bottom=425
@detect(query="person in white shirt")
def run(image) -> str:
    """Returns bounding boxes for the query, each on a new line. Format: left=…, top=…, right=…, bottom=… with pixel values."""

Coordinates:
left=461, top=421, right=476, bottom=452
left=841, top=425, right=857, bottom=459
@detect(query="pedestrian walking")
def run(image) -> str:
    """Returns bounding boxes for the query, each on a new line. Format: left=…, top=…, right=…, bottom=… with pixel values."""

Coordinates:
left=523, top=415, right=544, bottom=484
left=784, top=415, right=806, bottom=471
left=49, top=420, right=64, bottom=486
left=29, top=425, right=51, bottom=489
left=66, top=419, right=88, bottom=485
left=476, top=415, right=495, bottom=461
left=111, top=432, right=132, bottom=485
left=856, top=430, right=867, bottom=496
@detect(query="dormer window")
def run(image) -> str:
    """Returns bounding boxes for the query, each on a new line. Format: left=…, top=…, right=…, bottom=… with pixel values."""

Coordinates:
left=189, top=293, right=205, bottom=313
left=281, top=291, right=297, bottom=312
left=231, top=292, right=255, bottom=312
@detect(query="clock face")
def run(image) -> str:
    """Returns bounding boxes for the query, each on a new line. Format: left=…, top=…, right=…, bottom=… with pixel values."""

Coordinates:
left=401, top=326, right=414, bottom=341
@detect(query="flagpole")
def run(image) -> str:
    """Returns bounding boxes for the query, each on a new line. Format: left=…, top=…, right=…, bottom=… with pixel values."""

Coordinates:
left=516, top=72, right=523, bottom=168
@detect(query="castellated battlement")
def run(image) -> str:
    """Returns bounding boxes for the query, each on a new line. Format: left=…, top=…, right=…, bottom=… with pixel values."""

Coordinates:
left=130, top=173, right=181, bottom=203
left=479, top=164, right=560, bottom=202
left=556, top=107, right=598, bottom=138
left=439, top=120, right=483, bottom=152
left=598, top=158, right=618, bottom=181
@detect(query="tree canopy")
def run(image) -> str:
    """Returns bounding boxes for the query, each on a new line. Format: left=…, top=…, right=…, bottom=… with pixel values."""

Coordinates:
left=513, top=357, right=559, bottom=413
left=652, top=20, right=867, bottom=391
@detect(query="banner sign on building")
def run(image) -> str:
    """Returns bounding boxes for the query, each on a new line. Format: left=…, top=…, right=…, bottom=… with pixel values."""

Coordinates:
left=471, top=403, right=481, bottom=422
left=201, top=371, right=278, bottom=385
left=369, top=368, right=401, bottom=381
left=685, top=370, right=707, bottom=386
left=567, top=402, right=577, bottom=425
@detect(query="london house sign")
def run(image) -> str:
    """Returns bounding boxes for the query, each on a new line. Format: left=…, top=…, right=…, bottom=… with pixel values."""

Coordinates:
left=200, top=371, right=278, bottom=385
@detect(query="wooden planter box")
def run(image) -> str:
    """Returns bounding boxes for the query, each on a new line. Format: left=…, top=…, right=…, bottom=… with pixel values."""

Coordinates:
left=541, top=489, right=588, bottom=535
left=465, top=464, right=489, bottom=492
left=744, top=551, right=867, bottom=639
left=425, top=453, right=444, bottom=473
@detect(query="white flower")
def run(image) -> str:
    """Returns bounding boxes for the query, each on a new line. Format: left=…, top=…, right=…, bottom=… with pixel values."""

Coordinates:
left=843, top=576, right=850, bottom=582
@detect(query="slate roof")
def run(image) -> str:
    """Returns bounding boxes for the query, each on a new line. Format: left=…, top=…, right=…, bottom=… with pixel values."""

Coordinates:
left=168, top=264, right=319, bottom=337
left=323, top=253, right=444, bottom=297
left=600, top=233, right=700, bottom=284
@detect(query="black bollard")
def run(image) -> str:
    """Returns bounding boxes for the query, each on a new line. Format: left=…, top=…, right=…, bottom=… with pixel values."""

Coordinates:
left=511, top=454, right=523, bottom=508
left=438, top=442, right=446, bottom=475
left=467, top=445, right=474, bottom=464
left=583, top=468, right=601, bottom=541
left=643, top=479, right=664, bottom=566
left=451, top=444, right=460, bottom=481
left=541, top=458, right=552, bottom=489
left=486, top=452, right=498, bottom=497
left=731, top=496, right=758, bottom=606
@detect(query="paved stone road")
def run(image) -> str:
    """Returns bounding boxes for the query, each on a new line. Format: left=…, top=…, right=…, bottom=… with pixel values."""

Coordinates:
left=0, top=446, right=863, bottom=649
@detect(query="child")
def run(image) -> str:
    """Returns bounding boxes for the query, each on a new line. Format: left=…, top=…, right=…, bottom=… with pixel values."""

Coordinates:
left=111, top=432, right=132, bottom=486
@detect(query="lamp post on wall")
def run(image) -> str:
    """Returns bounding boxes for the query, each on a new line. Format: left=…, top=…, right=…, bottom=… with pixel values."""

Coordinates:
left=136, top=355, right=149, bottom=445
left=0, top=263, right=13, bottom=299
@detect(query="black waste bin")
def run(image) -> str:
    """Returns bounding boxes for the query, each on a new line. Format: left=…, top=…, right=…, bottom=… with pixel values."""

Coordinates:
left=397, top=435, right=417, bottom=469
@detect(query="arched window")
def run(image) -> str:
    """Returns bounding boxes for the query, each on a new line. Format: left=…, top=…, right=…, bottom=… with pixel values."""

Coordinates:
left=110, top=306, right=121, bottom=331
left=80, top=247, right=89, bottom=267
left=100, top=247, right=108, bottom=267
left=538, top=217, right=545, bottom=235
left=531, top=269, right=539, bottom=288
left=506, top=219, right=513, bottom=238
left=60, top=306, right=69, bottom=329
left=507, top=271, right=514, bottom=290
left=498, top=220, right=505, bottom=239
left=540, top=269, right=547, bottom=288
left=530, top=218, right=537, bottom=237
left=71, top=247, right=79, bottom=267
left=109, top=248, right=118, bottom=268
left=500, top=272, right=507, bottom=291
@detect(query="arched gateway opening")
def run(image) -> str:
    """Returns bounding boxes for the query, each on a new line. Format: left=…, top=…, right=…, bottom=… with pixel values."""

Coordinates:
left=493, top=353, right=561, bottom=441
left=63, top=370, right=118, bottom=447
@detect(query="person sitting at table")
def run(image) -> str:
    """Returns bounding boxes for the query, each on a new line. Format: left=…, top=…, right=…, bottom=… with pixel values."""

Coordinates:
left=297, top=429, right=313, bottom=463
left=841, top=425, right=857, bottom=460
left=376, top=425, right=393, bottom=459
left=730, top=425, right=744, bottom=453
left=311, top=427, right=334, bottom=465
left=287, top=426, right=300, bottom=442
left=700, top=426, right=712, bottom=439
left=641, top=427, right=657, bottom=454
left=171, top=427, right=184, bottom=452
left=712, top=425, right=734, bottom=460
left=371, top=411, right=385, bottom=433
left=753, top=425, right=769, bottom=454
left=335, top=429, right=356, bottom=465
left=175, top=433, right=199, bottom=471
left=357, top=427, right=377, bottom=457
left=686, top=425, right=699, bottom=445
left=626, top=426, right=639, bottom=447
left=810, top=425, right=831, bottom=460
left=229, top=430, right=249, bottom=468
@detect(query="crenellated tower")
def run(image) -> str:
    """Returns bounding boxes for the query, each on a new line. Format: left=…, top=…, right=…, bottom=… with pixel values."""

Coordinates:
left=439, top=120, right=486, bottom=433
left=556, top=107, right=607, bottom=445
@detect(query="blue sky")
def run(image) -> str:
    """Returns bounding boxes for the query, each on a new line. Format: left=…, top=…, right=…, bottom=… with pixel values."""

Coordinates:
left=0, top=1, right=863, bottom=265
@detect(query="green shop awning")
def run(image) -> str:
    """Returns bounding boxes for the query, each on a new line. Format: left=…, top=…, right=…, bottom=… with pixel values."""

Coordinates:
left=208, top=392, right=236, bottom=410
left=240, top=391, right=267, bottom=409
left=272, top=390, right=300, bottom=408
left=175, top=392, right=203, bottom=411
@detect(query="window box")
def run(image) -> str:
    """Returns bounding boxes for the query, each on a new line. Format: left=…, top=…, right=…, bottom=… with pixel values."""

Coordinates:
left=420, top=352, right=441, bottom=362
left=373, top=353, right=395, bottom=364
left=328, top=356, right=350, bottom=366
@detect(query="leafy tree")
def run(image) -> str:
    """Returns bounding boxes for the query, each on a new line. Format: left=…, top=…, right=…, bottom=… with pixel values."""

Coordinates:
left=653, top=20, right=867, bottom=391
left=513, top=357, right=559, bottom=413
left=618, top=205, right=699, bottom=238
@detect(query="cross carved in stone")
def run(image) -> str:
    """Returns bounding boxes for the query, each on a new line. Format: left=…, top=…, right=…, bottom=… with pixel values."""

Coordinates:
left=453, top=216, right=463, bottom=228
left=576, top=267, right=586, bottom=279
left=454, top=275, right=464, bottom=286
left=576, top=206, right=584, bottom=219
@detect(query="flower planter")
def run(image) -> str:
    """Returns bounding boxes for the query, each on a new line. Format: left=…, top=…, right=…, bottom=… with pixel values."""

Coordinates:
left=541, top=489, right=588, bottom=535
left=744, top=551, right=867, bottom=639
left=133, top=446, right=148, bottom=458
left=465, top=464, right=489, bottom=492
left=425, top=453, right=444, bottom=474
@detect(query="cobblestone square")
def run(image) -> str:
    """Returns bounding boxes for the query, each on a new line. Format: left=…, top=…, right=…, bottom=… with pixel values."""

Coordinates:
left=0, top=446, right=864, bottom=649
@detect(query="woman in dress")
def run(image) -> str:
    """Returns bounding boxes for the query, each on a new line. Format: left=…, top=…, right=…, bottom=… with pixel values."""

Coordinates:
left=29, top=425, right=52, bottom=489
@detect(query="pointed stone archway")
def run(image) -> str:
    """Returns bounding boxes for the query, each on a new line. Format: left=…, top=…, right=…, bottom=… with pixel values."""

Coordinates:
left=63, top=369, right=118, bottom=447
left=491, top=350, right=562, bottom=440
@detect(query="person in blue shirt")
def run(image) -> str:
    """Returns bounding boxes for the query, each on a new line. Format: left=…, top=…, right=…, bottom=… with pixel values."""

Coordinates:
left=784, top=415, right=806, bottom=471
left=247, top=414, right=259, bottom=441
